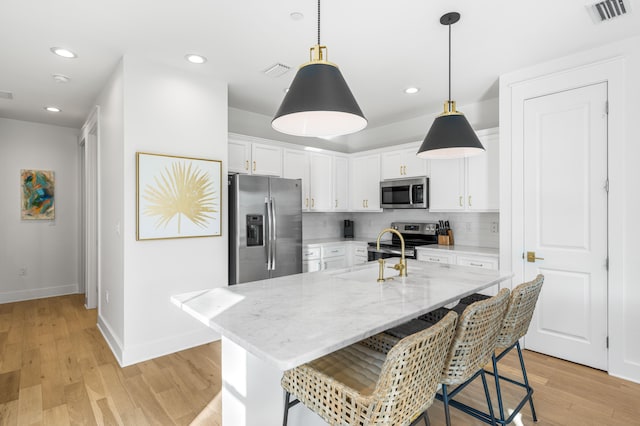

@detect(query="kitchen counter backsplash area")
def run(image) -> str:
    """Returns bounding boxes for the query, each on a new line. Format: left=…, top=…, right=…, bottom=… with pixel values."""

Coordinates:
left=353, top=211, right=499, bottom=248
left=302, top=211, right=499, bottom=248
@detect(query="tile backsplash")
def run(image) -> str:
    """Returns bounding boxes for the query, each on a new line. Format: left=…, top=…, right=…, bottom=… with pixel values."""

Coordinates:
left=303, top=210, right=499, bottom=248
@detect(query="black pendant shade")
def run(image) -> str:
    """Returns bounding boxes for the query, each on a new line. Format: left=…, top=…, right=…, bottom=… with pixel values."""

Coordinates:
left=416, top=12, right=485, bottom=159
left=272, top=62, right=367, bottom=137
left=417, top=112, right=484, bottom=159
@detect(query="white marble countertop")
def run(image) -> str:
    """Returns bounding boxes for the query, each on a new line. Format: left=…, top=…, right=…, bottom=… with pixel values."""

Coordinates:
left=303, top=237, right=375, bottom=246
left=416, top=245, right=499, bottom=257
left=172, top=260, right=511, bottom=370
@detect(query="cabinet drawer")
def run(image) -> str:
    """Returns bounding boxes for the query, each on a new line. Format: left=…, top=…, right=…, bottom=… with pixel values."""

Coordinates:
left=417, top=251, right=455, bottom=264
left=303, top=247, right=321, bottom=261
left=456, top=255, right=498, bottom=270
left=353, top=255, right=368, bottom=265
left=352, top=246, right=368, bottom=257
left=322, top=245, right=346, bottom=258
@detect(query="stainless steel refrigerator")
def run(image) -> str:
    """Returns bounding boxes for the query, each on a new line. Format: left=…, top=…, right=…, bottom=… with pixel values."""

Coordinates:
left=228, top=174, right=302, bottom=285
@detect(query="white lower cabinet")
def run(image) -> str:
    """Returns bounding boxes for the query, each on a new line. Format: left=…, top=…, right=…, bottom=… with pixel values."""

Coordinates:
left=416, top=247, right=499, bottom=271
left=321, top=245, right=346, bottom=270
left=302, top=247, right=321, bottom=273
left=350, top=243, right=368, bottom=265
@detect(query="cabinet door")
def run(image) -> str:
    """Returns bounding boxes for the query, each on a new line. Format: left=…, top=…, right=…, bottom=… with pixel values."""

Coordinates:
left=381, top=150, right=404, bottom=180
left=466, top=130, right=499, bottom=211
left=350, top=154, right=380, bottom=211
left=303, top=260, right=322, bottom=273
left=402, top=148, right=428, bottom=178
left=416, top=250, right=456, bottom=264
left=309, top=153, right=333, bottom=210
left=283, top=149, right=310, bottom=211
left=333, top=156, right=349, bottom=211
left=428, top=158, right=465, bottom=211
left=252, top=143, right=282, bottom=176
left=228, top=139, right=251, bottom=174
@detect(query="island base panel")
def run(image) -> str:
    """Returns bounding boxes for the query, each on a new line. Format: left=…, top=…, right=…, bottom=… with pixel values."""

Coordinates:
left=221, top=337, right=326, bottom=426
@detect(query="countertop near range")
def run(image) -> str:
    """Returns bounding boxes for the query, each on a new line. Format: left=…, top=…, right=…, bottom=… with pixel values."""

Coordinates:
left=303, top=237, right=377, bottom=246
left=172, top=260, right=511, bottom=370
left=416, top=245, right=499, bottom=257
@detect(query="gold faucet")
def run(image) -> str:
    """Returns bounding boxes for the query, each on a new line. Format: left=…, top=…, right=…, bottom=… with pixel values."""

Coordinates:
left=376, top=228, right=408, bottom=282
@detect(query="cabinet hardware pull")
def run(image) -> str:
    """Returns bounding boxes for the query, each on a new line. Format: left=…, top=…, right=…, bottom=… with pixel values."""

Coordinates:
left=403, top=165, right=407, bottom=175
left=253, top=161, right=256, bottom=172
left=305, top=198, right=309, bottom=208
left=362, top=200, right=365, bottom=208
left=245, top=160, right=249, bottom=170
left=335, top=200, right=338, bottom=208
left=311, top=198, right=315, bottom=208
left=400, top=165, right=403, bottom=175
left=459, top=196, right=463, bottom=207
left=429, top=258, right=439, bottom=262
left=468, top=195, right=472, bottom=206
left=470, top=262, right=483, bottom=267
left=365, top=200, right=368, bottom=208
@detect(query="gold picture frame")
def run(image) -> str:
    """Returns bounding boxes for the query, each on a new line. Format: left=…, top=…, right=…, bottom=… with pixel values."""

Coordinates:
left=136, top=152, right=222, bottom=240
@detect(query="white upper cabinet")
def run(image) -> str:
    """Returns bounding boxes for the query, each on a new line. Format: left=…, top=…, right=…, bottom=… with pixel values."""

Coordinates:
left=308, top=152, right=333, bottom=211
left=333, top=155, right=349, bottom=211
left=252, top=143, right=282, bottom=176
left=350, top=154, right=381, bottom=211
left=283, top=149, right=310, bottom=210
left=428, top=128, right=499, bottom=212
left=228, top=134, right=282, bottom=177
left=381, top=146, right=428, bottom=180
left=228, top=138, right=251, bottom=174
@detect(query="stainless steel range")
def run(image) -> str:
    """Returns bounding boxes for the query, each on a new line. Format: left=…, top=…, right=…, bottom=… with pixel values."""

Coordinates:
left=367, top=222, right=439, bottom=261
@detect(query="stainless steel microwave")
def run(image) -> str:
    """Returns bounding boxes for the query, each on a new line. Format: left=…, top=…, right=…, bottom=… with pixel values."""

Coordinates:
left=380, top=177, right=429, bottom=209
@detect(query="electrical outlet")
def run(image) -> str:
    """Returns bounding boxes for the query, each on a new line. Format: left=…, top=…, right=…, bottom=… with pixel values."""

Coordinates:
left=490, top=222, right=499, bottom=233
left=19, top=267, right=27, bottom=276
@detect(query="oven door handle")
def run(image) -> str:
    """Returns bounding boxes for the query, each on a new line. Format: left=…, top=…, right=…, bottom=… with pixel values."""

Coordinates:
left=409, top=184, right=414, bottom=205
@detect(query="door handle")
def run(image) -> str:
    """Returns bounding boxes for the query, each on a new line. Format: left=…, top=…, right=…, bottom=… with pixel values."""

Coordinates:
left=526, top=251, right=545, bottom=263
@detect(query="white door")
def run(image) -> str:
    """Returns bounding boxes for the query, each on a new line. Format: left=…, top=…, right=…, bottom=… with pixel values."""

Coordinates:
left=429, top=158, right=465, bottom=211
left=228, top=139, right=251, bottom=174
left=523, top=82, right=608, bottom=370
left=251, top=143, right=282, bottom=176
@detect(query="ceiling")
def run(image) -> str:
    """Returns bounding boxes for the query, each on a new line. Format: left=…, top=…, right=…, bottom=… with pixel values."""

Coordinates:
left=1, top=0, right=639, bottom=132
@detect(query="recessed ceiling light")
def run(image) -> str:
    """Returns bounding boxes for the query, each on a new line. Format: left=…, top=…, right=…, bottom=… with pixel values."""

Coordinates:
left=404, top=87, right=420, bottom=94
left=50, top=47, right=77, bottom=58
left=290, top=12, right=304, bottom=20
left=52, top=74, right=71, bottom=83
left=45, top=106, right=61, bottom=113
left=185, top=54, right=207, bottom=64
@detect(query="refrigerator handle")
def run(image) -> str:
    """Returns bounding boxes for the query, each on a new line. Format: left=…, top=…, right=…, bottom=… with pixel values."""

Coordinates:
left=265, top=198, right=272, bottom=270
left=271, top=198, right=277, bottom=270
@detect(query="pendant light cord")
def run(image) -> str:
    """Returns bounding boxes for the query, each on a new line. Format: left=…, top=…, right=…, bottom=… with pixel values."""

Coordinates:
left=448, top=22, right=452, bottom=106
left=317, top=0, right=321, bottom=45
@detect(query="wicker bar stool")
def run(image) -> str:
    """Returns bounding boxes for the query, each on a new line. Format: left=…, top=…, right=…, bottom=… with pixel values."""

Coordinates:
left=486, top=274, right=544, bottom=425
left=436, top=288, right=510, bottom=426
left=281, top=311, right=458, bottom=426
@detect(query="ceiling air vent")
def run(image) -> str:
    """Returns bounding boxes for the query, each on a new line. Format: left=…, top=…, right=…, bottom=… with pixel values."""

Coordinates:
left=588, top=0, right=630, bottom=22
left=0, top=90, right=13, bottom=100
left=263, top=63, right=291, bottom=78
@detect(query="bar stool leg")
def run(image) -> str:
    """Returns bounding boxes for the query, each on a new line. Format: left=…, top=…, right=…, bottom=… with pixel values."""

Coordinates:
left=491, top=353, right=506, bottom=423
left=283, top=391, right=290, bottom=426
left=441, top=384, right=452, bottom=426
left=516, top=342, right=538, bottom=421
left=480, top=370, right=498, bottom=426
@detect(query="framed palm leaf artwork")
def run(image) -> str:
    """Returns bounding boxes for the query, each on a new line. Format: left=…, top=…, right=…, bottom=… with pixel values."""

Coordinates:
left=136, top=152, right=221, bottom=240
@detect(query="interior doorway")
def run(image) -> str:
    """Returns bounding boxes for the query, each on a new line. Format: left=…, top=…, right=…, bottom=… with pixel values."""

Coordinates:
left=80, top=107, right=99, bottom=309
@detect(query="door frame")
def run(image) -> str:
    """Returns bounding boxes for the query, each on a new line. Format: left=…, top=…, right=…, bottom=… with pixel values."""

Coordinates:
left=80, top=106, right=100, bottom=310
left=500, top=57, right=624, bottom=375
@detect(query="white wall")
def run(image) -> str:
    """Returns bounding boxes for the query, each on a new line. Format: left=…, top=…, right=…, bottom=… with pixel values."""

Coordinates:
left=95, top=61, right=126, bottom=354
left=500, top=36, right=640, bottom=383
left=0, top=118, right=79, bottom=302
left=119, top=56, right=227, bottom=366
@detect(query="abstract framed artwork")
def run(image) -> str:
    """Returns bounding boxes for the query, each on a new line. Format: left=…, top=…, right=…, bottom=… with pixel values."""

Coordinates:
left=136, top=152, right=221, bottom=240
left=21, top=169, right=55, bottom=220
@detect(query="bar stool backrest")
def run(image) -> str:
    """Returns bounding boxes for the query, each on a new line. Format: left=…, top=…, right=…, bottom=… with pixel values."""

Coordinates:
left=496, top=274, right=544, bottom=350
left=441, top=288, right=510, bottom=386
left=369, top=311, right=458, bottom=425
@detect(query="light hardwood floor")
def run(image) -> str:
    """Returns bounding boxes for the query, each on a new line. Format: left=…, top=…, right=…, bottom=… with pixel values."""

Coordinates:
left=0, top=294, right=638, bottom=425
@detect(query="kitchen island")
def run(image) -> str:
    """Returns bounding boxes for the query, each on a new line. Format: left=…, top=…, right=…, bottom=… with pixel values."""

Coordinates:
left=172, top=259, right=512, bottom=426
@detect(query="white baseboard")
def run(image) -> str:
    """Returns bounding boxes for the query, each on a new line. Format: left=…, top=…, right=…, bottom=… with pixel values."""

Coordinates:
left=0, top=284, right=78, bottom=304
left=121, top=327, right=220, bottom=367
left=97, top=314, right=125, bottom=366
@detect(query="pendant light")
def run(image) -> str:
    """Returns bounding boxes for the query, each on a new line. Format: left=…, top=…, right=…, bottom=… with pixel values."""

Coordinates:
left=417, top=12, right=484, bottom=159
left=272, top=0, right=367, bottom=138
